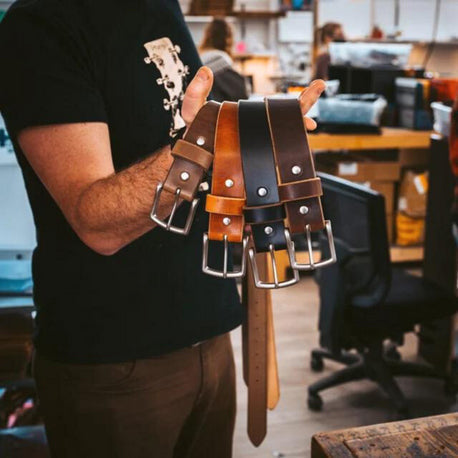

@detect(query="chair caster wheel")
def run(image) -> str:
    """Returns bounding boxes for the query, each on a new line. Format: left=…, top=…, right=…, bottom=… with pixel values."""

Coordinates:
left=308, top=393, right=323, bottom=411
left=311, top=355, right=324, bottom=372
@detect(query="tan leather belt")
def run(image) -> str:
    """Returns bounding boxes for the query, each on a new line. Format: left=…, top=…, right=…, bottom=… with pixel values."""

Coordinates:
left=266, top=98, right=336, bottom=270
left=150, top=101, right=220, bottom=235
left=202, top=102, right=249, bottom=278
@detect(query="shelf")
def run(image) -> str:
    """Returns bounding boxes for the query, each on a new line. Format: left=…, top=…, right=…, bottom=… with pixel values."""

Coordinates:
left=390, top=245, right=424, bottom=263
left=232, top=10, right=286, bottom=19
left=233, top=52, right=277, bottom=60
left=348, top=38, right=458, bottom=47
left=310, top=128, right=432, bottom=151
left=185, top=15, right=236, bottom=23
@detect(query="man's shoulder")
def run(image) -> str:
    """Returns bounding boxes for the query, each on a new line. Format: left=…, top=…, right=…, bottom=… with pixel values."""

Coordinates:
left=2, top=0, right=72, bottom=31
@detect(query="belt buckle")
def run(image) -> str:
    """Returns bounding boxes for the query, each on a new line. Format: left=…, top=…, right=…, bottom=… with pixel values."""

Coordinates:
left=202, top=233, right=249, bottom=279
left=248, top=233, right=299, bottom=289
left=150, top=183, right=199, bottom=236
left=285, top=220, right=336, bottom=271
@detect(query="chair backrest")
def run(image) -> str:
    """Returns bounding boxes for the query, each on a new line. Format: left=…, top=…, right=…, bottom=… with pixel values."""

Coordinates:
left=316, top=172, right=391, bottom=351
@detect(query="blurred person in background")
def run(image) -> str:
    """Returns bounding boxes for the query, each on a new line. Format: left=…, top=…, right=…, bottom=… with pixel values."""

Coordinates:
left=312, top=22, right=346, bottom=81
left=199, top=18, right=249, bottom=102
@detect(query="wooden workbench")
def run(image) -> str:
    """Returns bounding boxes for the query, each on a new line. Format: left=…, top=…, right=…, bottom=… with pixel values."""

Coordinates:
left=312, top=412, right=458, bottom=457
left=309, top=128, right=432, bottom=151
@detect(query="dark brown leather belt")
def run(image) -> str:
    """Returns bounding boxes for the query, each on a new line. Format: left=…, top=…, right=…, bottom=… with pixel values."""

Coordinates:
left=202, top=101, right=249, bottom=278
left=150, top=101, right=220, bottom=235
left=266, top=98, right=336, bottom=270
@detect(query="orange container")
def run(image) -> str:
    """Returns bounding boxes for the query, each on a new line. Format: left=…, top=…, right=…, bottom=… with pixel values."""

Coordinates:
left=431, top=78, right=458, bottom=102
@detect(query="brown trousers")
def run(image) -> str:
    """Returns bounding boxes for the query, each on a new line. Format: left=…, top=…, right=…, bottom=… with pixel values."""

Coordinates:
left=33, top=333, right=236, bottom=458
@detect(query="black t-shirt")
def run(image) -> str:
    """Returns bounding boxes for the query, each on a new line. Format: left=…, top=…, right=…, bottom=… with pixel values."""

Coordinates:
left=0, top=0, right=243, bottom=363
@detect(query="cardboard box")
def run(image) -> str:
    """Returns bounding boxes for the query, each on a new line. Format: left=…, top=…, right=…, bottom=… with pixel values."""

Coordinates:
left=396, top=212, right=425, bottom=246
left=316, top=151, right=401, bottom=182
left=399, top=149, right=429, bottom=168
left=386, top=213, right=394, bottom=244
left=398, top=170, right=428, bottom=218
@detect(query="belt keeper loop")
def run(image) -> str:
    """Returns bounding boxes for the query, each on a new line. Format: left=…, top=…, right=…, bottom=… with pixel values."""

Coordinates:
left=172, top=139, right=214, bottom=170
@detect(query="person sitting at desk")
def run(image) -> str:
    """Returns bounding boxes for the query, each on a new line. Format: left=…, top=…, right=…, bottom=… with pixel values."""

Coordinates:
left=312, top=22, right=346, bottom=81
left=199, top=18, right=249, bottom=102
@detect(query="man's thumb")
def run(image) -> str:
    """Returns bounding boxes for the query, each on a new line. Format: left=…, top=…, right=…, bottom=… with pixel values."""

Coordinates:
left=181, top=67, right=214, bottom=126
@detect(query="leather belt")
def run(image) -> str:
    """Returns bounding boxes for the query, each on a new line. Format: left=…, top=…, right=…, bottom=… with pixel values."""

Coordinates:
left=202, top=102, right=249, bottom=278
left=150, top=101, right=220, bottom=235
left=266, top=98, right=336, bottom=270
left=151, top=95, right=337, bottom=449
left=238, top=100, right=299, bottom=289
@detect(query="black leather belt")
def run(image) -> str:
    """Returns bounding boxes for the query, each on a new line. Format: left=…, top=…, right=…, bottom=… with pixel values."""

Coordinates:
left=238, top=100, right=298, bottom=289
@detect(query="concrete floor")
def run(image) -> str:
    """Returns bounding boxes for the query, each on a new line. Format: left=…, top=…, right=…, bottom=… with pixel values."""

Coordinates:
left=231, top=276, right=458, bottom=458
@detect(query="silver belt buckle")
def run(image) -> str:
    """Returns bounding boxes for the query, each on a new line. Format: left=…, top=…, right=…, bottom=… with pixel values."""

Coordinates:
left=150, top=182, right=199, bottom=236
left=285, top=221, right=337, bottom=271
left=248, top=230, right=299, bottom=289
left=202, top=233, right=249, bottom=279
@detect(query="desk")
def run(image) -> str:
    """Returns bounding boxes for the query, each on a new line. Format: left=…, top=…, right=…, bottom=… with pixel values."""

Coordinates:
left=0, top=296, right=34, bottom=314
left=310, top=128, right=432, bottom=263
left=312, top=412, right=458, bottom=457
left=309, top=128, right=432, bottom=151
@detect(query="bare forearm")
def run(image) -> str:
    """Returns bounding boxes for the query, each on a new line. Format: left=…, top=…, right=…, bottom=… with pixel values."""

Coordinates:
left=75, top=145, right=176, bottom=254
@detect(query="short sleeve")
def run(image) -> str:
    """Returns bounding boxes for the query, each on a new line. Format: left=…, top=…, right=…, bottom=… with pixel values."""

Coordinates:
left=0, top=5, right=107, bottom=138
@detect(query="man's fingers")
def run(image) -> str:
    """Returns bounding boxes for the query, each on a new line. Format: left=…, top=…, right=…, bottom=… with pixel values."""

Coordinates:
left=299, top=79, right=326, bottom=115
left=181, top=67, right=214, bottom=126
left=305, top=117, right=317, bottom=131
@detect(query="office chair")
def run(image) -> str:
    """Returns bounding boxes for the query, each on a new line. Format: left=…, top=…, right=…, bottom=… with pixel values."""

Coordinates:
left=307, top=172, right=458, bottom=418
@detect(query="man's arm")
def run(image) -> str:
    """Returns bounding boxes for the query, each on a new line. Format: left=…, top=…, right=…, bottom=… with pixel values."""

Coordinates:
left=18, top=67, right=325, bottom=256
left=18, top=67, right=215, bottom=255
left=19, top=120, right=174, bottom=255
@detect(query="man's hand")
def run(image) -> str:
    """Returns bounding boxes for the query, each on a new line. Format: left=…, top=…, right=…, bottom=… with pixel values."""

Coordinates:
left=181, top=66, right=326, bottom=131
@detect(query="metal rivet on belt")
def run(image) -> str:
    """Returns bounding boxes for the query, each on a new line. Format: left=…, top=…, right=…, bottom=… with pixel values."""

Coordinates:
left=225, top=179, right=234, bottom=188
left=299, top=205, right=309, bottom=215
left=257, top=187, right=268, bottom=197
left=264, top=226, right=273, bottom=235
left=292, top=165, right=302, bottom=175
left=180, top=171, right=190, bottom=181
left=196, top=136, right=206, bottom=146
left=223, top=217, right=231, bottom=226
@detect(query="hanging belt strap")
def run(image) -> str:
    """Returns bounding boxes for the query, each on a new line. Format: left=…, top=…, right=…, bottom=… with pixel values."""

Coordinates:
left=203, top=102, right=248, bottom=278
left=151, top=101, right=221, bottom=235
left=266, top=98, right=336, bottom=270
left=238, top=100, right=299, bottom=289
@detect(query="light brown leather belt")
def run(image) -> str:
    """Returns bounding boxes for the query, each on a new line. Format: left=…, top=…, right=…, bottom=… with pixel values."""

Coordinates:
left=202, top=101, right=249, bottom=278
left=150, top=101, right=220, bottom=235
